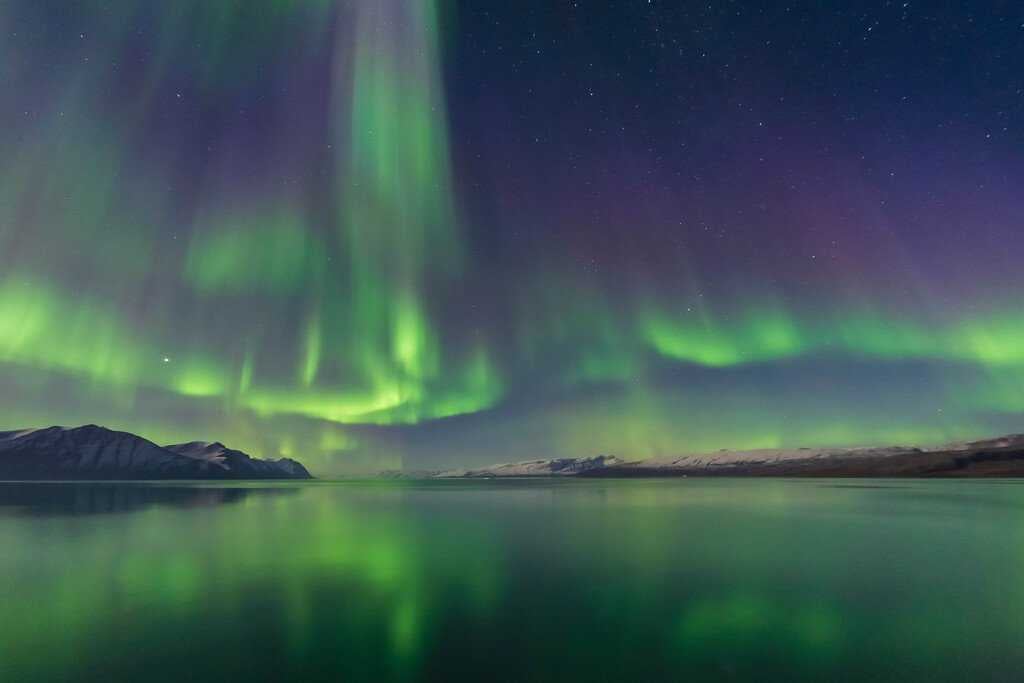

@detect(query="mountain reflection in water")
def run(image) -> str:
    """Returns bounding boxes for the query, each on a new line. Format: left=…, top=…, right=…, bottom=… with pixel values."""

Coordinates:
left=1, top=479, right=1023, bottom=682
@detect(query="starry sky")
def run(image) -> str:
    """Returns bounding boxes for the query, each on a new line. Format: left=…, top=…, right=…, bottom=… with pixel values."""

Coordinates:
left=1, top=1, right=1023, bottom=473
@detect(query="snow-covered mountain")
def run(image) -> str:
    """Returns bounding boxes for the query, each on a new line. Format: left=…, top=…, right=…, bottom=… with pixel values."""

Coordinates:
left=0, top=425, right=312, bottom=480
left=426, top=434, right=1024, bottom=479
left=165, top=440, right=311, bottom=479
left=432, top=455, right=623, bottom=478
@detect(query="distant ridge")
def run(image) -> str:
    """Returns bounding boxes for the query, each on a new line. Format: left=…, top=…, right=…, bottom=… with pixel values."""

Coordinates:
left=413, top=434, right=1024, bottom=479
left=0, top=425, right=312, bottom=480
left=433, top=455, right=623, bottom=478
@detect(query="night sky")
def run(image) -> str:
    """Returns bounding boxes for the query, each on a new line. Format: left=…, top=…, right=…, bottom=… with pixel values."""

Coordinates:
left=2, top=1, right=1023, bottom=473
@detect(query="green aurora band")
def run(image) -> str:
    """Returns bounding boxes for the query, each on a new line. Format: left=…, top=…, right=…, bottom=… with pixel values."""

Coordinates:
left=0, top=1, right=1022, bottom=472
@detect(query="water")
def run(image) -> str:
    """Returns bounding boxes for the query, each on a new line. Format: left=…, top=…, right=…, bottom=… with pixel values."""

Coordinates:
left=1, top=479, right=1022, bottom=682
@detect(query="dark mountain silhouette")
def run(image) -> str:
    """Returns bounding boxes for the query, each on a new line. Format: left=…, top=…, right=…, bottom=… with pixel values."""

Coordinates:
left=0, top=425, right=312, bottom=480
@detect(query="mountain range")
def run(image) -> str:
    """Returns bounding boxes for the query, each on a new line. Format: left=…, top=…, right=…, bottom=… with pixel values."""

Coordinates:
left=0, top=425, right=312, bottom=480
left=5, top=424, right=1024, bottom=480
left=422, top=434, right=1024, bottom=479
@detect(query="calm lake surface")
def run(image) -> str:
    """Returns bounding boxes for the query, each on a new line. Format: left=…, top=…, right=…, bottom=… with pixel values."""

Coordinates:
left=1, top=478, right=1022, bottom=682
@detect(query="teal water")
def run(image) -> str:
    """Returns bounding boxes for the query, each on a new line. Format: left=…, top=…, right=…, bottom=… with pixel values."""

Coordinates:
left=1, top=479, right=1022, bottom=681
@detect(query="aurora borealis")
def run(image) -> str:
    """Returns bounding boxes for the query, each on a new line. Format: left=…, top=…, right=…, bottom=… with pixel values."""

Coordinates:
left=1, top=2, right=1023, bottom=472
